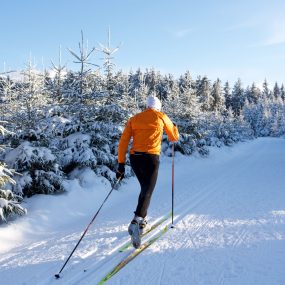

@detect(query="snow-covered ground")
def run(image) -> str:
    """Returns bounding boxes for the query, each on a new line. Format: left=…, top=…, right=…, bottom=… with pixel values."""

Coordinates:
left=0, top=137, right=285, bottom=285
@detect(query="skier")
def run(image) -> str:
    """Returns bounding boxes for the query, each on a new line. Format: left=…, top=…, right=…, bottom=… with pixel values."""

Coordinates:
left=116, top=95, right=179, bottom=248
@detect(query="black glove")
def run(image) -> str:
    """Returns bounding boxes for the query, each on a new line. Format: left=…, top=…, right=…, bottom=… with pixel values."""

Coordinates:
left=116, top=163, right=125, bottom=180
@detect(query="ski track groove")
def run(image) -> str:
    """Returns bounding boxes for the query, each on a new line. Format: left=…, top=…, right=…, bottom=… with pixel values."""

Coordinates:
left=67, top=211, right=189, bottom=284
left=186, top=149, right=264, bottom=285
left=158, top=260, right=166, bottom=285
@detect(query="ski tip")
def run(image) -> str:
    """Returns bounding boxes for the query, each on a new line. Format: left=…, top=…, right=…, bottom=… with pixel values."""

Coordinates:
left=55, top=274, right=61, bottom=279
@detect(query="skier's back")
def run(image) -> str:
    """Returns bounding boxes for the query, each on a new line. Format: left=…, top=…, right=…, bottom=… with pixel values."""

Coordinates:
left=116, top=95, right=179, bottom=248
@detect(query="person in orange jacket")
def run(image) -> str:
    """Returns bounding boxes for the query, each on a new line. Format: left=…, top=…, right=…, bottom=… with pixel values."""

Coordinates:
left=116, top=95, right=179, bottom=247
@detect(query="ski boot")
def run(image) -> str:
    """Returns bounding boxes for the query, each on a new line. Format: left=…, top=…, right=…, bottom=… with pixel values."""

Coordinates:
left=138, top=218, right=150, bottom=235
left=128, top=216, right=147, bottom=249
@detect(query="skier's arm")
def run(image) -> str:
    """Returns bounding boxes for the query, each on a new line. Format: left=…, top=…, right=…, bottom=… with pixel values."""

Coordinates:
left=162, top=114, right=179, bottom=142
left=118, top=120, right=132, bottom=163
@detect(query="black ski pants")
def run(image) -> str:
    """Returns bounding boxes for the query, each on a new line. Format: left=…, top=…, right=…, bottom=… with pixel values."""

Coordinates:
left=130, top=152, right=160, bottom=219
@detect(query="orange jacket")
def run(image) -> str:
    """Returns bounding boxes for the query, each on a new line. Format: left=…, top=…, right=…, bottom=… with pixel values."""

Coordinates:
left=118, top=108, right=179, bottom=163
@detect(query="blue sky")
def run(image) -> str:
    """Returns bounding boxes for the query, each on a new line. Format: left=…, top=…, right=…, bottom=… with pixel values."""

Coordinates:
left=1, top=0, right=285, bottom=87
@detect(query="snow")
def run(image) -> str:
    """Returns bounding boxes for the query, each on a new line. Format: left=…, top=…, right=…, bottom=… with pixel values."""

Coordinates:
left=65, top=133, right=91, bottom=147
left=0, top=198, right=8, bottom=208
left=0, top=137, right=285, bottom=285
left=5, top=141, right=56, bottom=167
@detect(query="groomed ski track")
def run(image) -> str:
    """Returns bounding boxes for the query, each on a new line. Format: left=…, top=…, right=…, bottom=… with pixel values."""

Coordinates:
left=0, top=138, right=284, bottom=285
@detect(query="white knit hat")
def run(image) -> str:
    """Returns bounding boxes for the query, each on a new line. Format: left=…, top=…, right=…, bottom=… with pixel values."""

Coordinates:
left=146, top=95, right=162, bottom=111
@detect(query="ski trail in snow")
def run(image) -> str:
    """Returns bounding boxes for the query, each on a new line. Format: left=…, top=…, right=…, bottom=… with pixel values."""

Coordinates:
left=100, top=138, right=285, bottom=285
left=157, top=260, right=166, bottom=285
left=0, top=138, right=285, bottom=285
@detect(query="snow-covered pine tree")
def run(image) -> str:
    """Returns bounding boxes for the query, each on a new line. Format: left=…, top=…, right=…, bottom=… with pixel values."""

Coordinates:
left=0, top=123, right=26, bottom=223
left=128, top=68, right=144, bottom=105
left=211, top=78, right=225, bottom=113
left=0, top=163, right=27, bottom=222
left=246, top=82, right=261, bottom=104
left=262, top=79, right=273, bottom=101
left=16, top=58, right=47, bottom=130
left=243, top=97, right=273, bottom=137
left=144, top=69, right=159, bottom=96
left=231, top=78, right=245, bottom=116
left=179, top=75, right=201, bottom=125
left=68, top=31, right=97, bottom=98
left=269, top=98, right=285, bottom=136
left=5, top=141, right=65, bottom=197
left=89, top=121, right=132, bottom=183
left=96, top=27, right=120, bottom=104
left=273, top=82, right=281, bottom=101
left=0, top=74, right=22, bottom=132
left=67, top=31, right=98, bottom=122
left=223, top=81, right=231, bottom=110
left=0, top=75, right=15, bottom=104
left=280, top=84, right=285, bottom=102
left=164, top=74, right=207, bottom=156
left=58, top=133, right=97, bottom=173
left=50, top=45, right=66, bottom=102
left=163, top=79, right=182, bottom=121
left=136, top=76, right=149, bottom=110
left=158, top=73, right=175, bottom=102
left=115, top=70, right=138, bottom=112
left=178, top=70, right=194, bottom=94
left=196, top=76, right=213, bottom=112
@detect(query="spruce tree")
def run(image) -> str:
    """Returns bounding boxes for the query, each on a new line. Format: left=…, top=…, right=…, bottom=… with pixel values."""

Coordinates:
left=231, top=79, right=245, bottom=116
left=211, top=78, right=225, bottom=113
left=249, top=82, right=261, bottom=104
left=223, top=81, right=231, bottom=110
left=50, top=45, right=66, bottom=102
left=280, top=84, right=285, bottom=102
left=262, top=79, right=273, bottom=101
left=0, top=124, right=26, bottom=223
left=273, top=82, right=281, bottom=100
left=196, top=76, right=212, bottom=112
left=96, top=27, right=121, bottom=104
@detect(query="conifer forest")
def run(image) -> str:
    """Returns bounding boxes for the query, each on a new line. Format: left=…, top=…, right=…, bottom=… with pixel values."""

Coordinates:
left=1, top=33, right=285, bottom=222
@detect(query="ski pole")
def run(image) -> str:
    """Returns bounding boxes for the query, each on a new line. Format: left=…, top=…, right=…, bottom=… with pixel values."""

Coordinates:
left=171, top=143, right=175, bottom=228
left=55, top=177, right=121, bottom=279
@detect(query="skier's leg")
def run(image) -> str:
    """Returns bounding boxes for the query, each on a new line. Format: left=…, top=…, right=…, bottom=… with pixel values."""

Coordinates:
left=131, top=153, right=160, bottom=218
left=128, top=154, right=159, bottom=248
